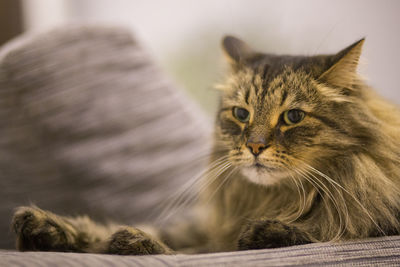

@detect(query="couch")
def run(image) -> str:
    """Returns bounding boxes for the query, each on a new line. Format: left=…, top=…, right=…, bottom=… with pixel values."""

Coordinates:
left=0, top=25, right=399, bottom=266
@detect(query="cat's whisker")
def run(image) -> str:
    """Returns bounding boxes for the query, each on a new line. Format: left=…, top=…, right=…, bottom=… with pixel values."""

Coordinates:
left=303, top=164, right=386, bottom=236
left=297, top=177, right=307, bottom=218
left=293, top=168, right=329, bottom=210
left=156, top=159, right=232, bottom=225
left=288, top=157, right=347, bottom=239
left=286, top=173, right=305, bottom=222
left=159, top=162, right=233, bottom=225
left=190, top=162, right=233, bottom=204
left=293, top=167, right=346, bottom=241
left=298, top=167, right=347, bottom=241
left=156, top=156, right=228, bottom=209
left=186, top=149, right=228, bottom=163
left=153, top=156, right=230, bottom=224
left=204, top=166, right=238, bottom=205
left=158, top=160, right=229, bottom=208
left=303, top=167, right=350, bottom=240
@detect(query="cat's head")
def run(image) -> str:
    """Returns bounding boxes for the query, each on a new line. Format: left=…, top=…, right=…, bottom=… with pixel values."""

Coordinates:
left=216, top=36, right=372, bottom=186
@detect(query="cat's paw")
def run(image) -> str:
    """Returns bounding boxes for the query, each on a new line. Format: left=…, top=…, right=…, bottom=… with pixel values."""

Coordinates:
left=12, top=206, right=78, bottom=252
left=237, top=220, right=311, bottom=250
left=108, top=227, right=173, bottom=255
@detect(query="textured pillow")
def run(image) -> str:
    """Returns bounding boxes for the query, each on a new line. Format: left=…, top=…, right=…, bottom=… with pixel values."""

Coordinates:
left=0, top=25, right=211, bottom=248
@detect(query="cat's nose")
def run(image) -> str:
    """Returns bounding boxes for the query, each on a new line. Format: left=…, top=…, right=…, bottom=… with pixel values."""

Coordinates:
left=246, top=141, right=268, bottom=156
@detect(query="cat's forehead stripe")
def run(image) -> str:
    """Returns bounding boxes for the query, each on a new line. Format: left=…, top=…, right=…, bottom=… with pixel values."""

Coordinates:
left=251, top=74, right=259, bottom=94
left=245, top=89, right=250, bottom=104
left=280, top=90, right=288, bottom=106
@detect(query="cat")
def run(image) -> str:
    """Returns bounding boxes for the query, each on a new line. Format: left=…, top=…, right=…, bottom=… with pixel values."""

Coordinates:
left=11, top=35, right=400, bottom=254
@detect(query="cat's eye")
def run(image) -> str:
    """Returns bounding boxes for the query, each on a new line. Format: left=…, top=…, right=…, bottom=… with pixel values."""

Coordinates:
left=283, top=109, right=305, bottom=125
left=233, top=107, right=250, bottom=123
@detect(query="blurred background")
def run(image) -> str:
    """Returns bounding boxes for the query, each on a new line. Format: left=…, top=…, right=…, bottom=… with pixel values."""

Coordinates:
left=1, top=0, right=399, bottom=114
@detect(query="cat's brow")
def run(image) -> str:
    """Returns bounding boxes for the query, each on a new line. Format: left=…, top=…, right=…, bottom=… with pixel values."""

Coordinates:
left=245, top=89, right=250, bottom=104
left=280, top=90, right=288, bottom=106
left=251, top=74, right=259, bottom=94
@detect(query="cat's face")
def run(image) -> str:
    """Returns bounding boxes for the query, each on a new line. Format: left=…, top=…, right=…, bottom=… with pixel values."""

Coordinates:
left=216, top=36, right=367, bottom=186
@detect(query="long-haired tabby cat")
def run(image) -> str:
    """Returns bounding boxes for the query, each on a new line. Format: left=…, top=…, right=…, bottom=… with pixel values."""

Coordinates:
left=11, top=36, right=400, bottom=254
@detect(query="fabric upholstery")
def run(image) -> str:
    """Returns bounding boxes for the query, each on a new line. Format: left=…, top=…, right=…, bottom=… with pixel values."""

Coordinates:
left=1, top=235, right=400, bottom=266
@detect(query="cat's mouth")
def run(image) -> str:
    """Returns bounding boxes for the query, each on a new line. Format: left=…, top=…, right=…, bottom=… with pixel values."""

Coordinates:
left=253, top=162, right=280, bottom=172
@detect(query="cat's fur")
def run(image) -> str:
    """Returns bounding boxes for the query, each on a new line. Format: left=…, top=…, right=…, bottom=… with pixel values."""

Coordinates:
left=11, top=36, right=400, bottom=254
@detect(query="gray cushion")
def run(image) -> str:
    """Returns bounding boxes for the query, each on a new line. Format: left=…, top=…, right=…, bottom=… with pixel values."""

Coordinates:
left=0, top=25, right=211, bottom=249
left=1, top=235, right=400, bottom=266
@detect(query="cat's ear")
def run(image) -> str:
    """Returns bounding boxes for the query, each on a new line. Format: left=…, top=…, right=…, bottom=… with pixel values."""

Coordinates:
left=222, top=36, right=260, bottom=69
left=318, top=38, right=365, bottom=88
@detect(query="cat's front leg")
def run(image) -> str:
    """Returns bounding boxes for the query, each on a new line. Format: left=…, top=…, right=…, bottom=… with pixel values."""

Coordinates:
left=12, top=206, right=174, bottom=255
left=237, top=219, right=311, bottom=250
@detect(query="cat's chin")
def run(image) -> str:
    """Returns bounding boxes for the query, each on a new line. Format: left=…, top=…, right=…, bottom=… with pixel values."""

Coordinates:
left=240, top=165, right=288, bottom=186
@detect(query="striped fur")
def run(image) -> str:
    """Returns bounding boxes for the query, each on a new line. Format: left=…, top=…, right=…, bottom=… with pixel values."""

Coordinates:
left=201, top=36, right=400, bottom=252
